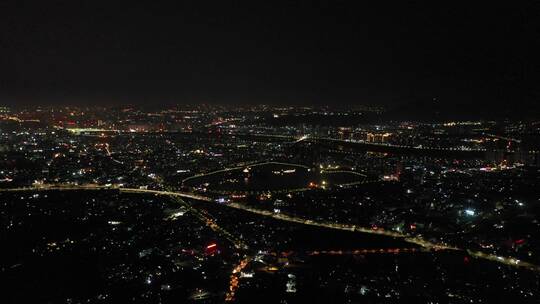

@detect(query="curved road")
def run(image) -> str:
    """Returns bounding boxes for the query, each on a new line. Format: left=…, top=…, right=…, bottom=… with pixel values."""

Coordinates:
left=1, top=185, right=538, bottom=272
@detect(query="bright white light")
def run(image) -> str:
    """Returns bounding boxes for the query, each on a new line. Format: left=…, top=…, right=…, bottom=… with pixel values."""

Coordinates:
left=464, top=209, right=475, bottom=216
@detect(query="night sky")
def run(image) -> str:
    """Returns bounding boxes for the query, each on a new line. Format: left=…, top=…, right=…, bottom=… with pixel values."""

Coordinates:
left=1, top=1, right=539, bottom=109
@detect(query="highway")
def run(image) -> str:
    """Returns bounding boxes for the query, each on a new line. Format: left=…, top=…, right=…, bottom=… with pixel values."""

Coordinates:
left=1, top=184, right=539, bottom=272
left=228, top=132, right=540, bottom=158
left=482, top=133, right=522, bottom=143
left=1, top=184, right=247, bottom=250
left=123, top=187, right=249, bottom=250
left=231, top=132, right=490, bottom=153
left=61, top=129, right=537, bottom=155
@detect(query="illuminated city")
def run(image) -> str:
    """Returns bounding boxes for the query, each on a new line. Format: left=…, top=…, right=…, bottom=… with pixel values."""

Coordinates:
left=2, top=2, right=540, bottom=303
left=1, top=104, right=540, bottom=302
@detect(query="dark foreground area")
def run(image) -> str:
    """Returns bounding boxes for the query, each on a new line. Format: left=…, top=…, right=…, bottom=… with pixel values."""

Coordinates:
left=1, top=189, right=539, bottom=303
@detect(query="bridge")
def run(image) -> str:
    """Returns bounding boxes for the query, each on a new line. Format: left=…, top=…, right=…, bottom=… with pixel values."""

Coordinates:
left=229, top=133, right=505, bottom=159
left=308, top=247, right=424, bottom=255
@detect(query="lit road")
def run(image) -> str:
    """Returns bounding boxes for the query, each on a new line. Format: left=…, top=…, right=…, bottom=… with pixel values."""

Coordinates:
left=182, top=161, right=372, bottom=195
left=225, top=257, right=251, bottom=302
left=61, top=129, right=537, bottom=155
left=294, top=134, right=309, bottom=143
left=482, top=132, right=522, bottom=143
left=232, top=133, right=490, bottom=153
left=1, top=184, right=247, bottom=250
left=1, top=185, right=539, bottom=272
left=308, top=247, right=428, bottom=255
left=182, top=161, right=310, bottom=184
left=123, top=187, right=248, bottom=250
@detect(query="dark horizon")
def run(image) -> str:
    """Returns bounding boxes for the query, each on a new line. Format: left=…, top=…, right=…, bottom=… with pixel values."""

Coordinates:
left=1, top=1, right=540, bottom=111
